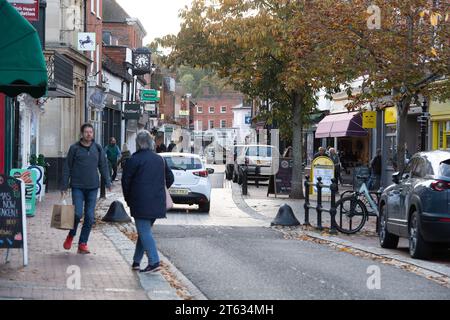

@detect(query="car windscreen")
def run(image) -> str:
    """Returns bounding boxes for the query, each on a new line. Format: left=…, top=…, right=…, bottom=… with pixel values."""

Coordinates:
left=439, top=160, right=450, bottom=178
left=246, top=146, right=272, bottom=157
left=164, top=156, right=203, bottom=171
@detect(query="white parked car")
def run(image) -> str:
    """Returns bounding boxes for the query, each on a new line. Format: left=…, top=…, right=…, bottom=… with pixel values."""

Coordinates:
left=160, top=153, right=214, bottom=213
left=234, top=145, right=280, bottom=182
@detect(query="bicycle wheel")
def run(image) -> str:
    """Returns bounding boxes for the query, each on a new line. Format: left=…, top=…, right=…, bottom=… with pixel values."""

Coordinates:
left=334, top=196, right=368, bottom=234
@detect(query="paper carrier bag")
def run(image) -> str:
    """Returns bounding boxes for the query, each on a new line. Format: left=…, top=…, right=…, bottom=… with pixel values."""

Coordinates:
left=51, top=197, right=75, bottom=230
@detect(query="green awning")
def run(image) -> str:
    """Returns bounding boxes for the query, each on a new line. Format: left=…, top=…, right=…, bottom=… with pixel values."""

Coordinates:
left=0, top=0, right=47, bottom=98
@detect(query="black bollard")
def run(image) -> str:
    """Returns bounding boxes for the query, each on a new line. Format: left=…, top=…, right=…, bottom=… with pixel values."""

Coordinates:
left=102, top=201, right=132, bottom=223
left=329, top=178, right=339, bottom=235
left=271, top=204, right=301, bottom=227
left=316, top=177, right=323, bottom=231
left=242, top=166, right=248, bottom=196
left=304, top=175, right=311, bottom=226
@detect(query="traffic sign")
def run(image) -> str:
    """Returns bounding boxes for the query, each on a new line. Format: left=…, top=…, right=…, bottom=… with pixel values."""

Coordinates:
left=140, top=89, right=160, bottom=102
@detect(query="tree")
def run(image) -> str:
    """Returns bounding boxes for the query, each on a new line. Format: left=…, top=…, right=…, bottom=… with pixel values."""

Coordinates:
left=159, top=0, right=357, bottom=199
left=316, top=0, right=449, bottom=171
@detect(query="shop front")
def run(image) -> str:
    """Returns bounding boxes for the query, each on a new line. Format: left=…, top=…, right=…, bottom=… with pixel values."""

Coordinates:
left=315, top=111, right=369, bottom=184
left=430, top=100, right=450, bottom=151
left=0, top=0, right=47, bottom=174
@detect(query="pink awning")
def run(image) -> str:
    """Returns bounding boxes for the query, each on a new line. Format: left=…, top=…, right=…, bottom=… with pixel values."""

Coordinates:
left=315, top=112, right=368, bottom=138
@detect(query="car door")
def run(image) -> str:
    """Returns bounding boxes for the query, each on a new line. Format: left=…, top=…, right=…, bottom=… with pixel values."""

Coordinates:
left=387, top=159, right=416, bottom=233
left=398, top=157, right=422, bottom=237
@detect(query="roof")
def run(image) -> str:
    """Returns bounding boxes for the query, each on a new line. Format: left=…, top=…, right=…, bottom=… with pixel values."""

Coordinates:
left=102, top=0, right=130, bottom=22
left=102, top=54, right=132, bottom=82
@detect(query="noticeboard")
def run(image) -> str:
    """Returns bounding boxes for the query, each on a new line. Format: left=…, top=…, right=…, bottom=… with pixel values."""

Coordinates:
left=310, top=156, right=335, bottom=195
left=10, top=169, right=37, bottom=217
left=268, top=158, right=293, bottom=196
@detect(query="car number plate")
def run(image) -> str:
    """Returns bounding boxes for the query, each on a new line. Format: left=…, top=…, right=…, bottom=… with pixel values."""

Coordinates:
left=170, top=188, right=189, bottom=195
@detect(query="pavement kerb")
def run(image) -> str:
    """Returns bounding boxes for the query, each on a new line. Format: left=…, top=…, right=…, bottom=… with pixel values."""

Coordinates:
left=97, top=193, right=208, bottom=301
left=298, top=229, right=450, bottom=280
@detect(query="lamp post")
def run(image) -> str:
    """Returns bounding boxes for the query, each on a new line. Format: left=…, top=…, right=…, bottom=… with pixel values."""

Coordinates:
left=419, top=97, right=429, bottom=152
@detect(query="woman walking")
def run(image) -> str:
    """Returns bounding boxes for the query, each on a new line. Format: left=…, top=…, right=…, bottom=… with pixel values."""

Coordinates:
left=122, top=130, right=174, bottom=273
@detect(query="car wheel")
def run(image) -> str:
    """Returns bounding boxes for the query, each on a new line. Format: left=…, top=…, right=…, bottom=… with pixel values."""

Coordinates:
left=199, top=201, right=210, bottom=213
left=409, top=211, right=432, bottom=259
left=378, top=204, right=399, bottom=249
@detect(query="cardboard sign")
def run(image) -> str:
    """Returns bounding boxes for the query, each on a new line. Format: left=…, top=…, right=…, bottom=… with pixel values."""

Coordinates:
left=311, top=156, right=335, bottom=195
left=10, top=169, right=37, bottom=217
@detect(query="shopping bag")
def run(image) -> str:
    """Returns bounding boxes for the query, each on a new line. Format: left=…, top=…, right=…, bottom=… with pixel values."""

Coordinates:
left=165, top=187, right=174, bottom=210
left=51, top=197, right=75, bottom=230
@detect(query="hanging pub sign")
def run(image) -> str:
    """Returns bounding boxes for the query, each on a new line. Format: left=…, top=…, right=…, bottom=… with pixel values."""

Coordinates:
left=267, top=158, right=293, bottom=197
left=310, top=156, right=335, bottom=195
left=10, top=169, right=37, bottom=217
left=123, top=103, right=141, bottom=120
left=0, top=175, right=28, bottom=266
left=8, top=0, right=39, bottom=22
left=362, top=111, right=377, bottom=128
left=77, top=33, right=96, bottom=52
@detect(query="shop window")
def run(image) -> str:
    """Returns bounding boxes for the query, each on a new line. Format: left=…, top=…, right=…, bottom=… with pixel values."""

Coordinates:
left=433, top=121, right=450, bottom=150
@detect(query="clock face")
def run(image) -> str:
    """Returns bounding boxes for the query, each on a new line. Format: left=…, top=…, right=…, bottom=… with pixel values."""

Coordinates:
left=134, top=54, right=150, bottom=69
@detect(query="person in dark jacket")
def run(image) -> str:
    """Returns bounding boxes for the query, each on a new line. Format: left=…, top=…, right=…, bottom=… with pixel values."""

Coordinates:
left=368, top=149, right=382, bottom=190
left=105, top=137, right=121, bottom=181
left=155, top=134, right=167, bottom=153
left=61, top=123, right=111, bottom=254
left=122, top=130, right=174, bottom=273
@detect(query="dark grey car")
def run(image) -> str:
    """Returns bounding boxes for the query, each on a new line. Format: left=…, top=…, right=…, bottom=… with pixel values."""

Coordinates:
left=379, top=150, right=450, bottom=259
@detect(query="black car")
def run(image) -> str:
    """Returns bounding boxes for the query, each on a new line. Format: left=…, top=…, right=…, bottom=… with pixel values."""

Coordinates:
left=379, top=150, right=450, bottom=259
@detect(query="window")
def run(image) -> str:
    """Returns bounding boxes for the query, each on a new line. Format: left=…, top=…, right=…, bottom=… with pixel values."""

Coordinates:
left=221, top=106, right=227, bottom=113
left=433, top=120, right=450, bottom=150
left=246, top=146, right=273, bottom=157
left=412, top=158, right=428, bottom=178
left=220, top=120, right=226, bottom=128
left=208, top=120, right=214, bottom=129
left=209, top=106, right=215, bottom=114
left=165, top=156, right=203, bottom=171
left=91, top=0, right=95, bottom=14
left=196, top=120, right=203, bottom=131
left=90, top=109, right=101, bottom=140
left=439, top=160, right=450, bottom=178
left=197, top=106, right=203, bottom=114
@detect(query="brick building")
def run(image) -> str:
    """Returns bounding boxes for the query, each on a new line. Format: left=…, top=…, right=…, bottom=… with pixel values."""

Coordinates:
left=192, top=90, right=244, bottom=131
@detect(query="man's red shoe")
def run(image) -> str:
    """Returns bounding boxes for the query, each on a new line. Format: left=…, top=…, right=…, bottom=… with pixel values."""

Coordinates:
left=78, top=243, right=91, bottom=254
left=63, top=235, right=74, bottom=250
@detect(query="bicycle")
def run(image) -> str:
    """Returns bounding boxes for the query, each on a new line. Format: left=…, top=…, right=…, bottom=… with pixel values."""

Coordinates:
left=333, top=175, right=382, bottom=234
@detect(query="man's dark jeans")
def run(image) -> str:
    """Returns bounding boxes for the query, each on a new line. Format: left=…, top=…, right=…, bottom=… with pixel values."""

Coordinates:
left=110, top=161, right=118, bottom=181
left=70, top=188, right=98, bottom=244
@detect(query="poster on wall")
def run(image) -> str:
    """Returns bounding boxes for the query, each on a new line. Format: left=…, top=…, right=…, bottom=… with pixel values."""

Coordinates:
left=0, top=175, right=28, bottom=266
left=8, top=0, right=39, bottom=22
left=10, top=169, right=37, bottom=217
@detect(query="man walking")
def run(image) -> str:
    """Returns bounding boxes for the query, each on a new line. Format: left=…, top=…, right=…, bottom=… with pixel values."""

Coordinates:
left=329, top=148, right=343, bottom=185
left=61, top=124, right=111, bottom=254
left=155, top=134, right=167, bottom=153
left=105, top=137, right=121, bottom=181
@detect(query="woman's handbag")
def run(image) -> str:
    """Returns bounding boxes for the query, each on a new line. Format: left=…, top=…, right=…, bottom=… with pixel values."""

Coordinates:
left=163, top=157, right=174, bottom=210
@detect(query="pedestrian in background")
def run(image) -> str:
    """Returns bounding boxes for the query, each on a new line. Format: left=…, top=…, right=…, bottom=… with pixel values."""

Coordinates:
left=167, top=140, right=176, bottom=152
left=368, top=149, right=382, bottom=190
left=105, top=137, right=121, bottom=181
left=314, top=147, right=327, bottom=159
left=120, top=143, right=131, bottom=169
left=155, top=134, right=167, bottom=153
left=61, top=123, right=111, bottom=254
left=122, top=130, right=174, bottom=273
left=329, top=148, right=343, bottom=185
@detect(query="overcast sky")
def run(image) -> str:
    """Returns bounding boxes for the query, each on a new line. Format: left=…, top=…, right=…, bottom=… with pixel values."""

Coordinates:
left=116, top=0, right=192, bottom=45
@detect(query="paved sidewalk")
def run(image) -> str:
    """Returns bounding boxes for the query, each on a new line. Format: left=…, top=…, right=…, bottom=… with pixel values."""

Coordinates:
left=0, top=192, right=148, bottom=300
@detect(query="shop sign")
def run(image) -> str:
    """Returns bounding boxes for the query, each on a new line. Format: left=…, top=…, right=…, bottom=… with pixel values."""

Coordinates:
left=362, top=111, right=377, bottom=128
left=310, top=156, right=335, bottom=195
left=141, top=89, right=160, bottom=102
left=8, top=0, right=39, bottom=22
left=384, top=107, right=397, bottom=124
left=123, top=103, right=141, bottom=120
left=77, top=33, right=96, bottom=52
left=179, top=110, right=189, bottom=116
left=10, top=169, right=36, bottom=217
